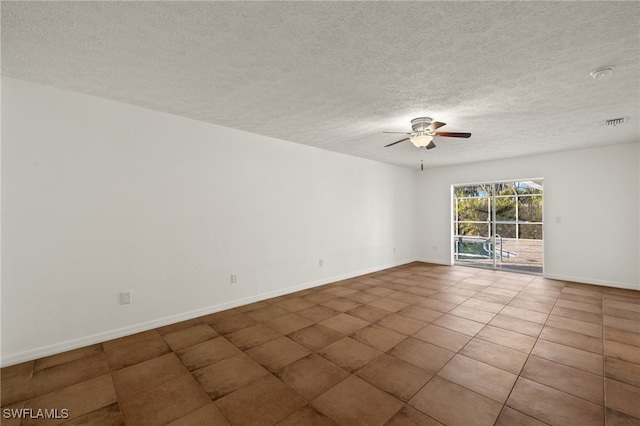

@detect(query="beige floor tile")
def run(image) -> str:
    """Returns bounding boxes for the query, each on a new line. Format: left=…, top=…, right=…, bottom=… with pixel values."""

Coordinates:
left=438, top=354, right=517, bottom=403
left=161, top=323, right=218, bottom=351
left=277, top=405, right=338, bottom=426
left=356, top=354, right=433, bottom=402
left=556, top=298, right=602, bottom=313
left=22, top=375, right=117, bottom=426
left=0, top=361, right=33, bottom=406
left=263, top=312, right=314, bottom=335
left=376, top=314, right=427, bottom=335
left=506, top=377, right=603, bottom=426
left=192, top=353, right=269, bottom=400
left=552, top=306, right=603, bottom=325
left=448, top=305, right=497, bottom=323
left=476, top=325, right=537, bottom=353
left=412, top=324, right=471, bottom=352
left=103, top=330, right=171, bottom=370
left=317, top=337, right=382, bottom=372
left=344, top=291, right=380, bottom=304
left=246, top=336, right=310, bottom=372
left=288, top=324, right=343, bottom=351
left=367, top=298, right=410, bottom=313
left=156, top=318, right=204, bottom=336
left=118, top=374, right=210, bottom=426
left=245, top=304, right=290, bottom=322
left=539, top=326, right=603, bottom=354
left=215, top=375, right=305, bottom=425
left=384, top=405, right=443, bottom=426
left=346, top=305, right=392, bottom=323
left=459, top=338, right=528, bottom=375
left=415, top=298, right=457, bottom=313
left=461, top=298, right=505, bottom=313
left=319, top=313, right=370, bottom=335
left=520, top=355, right=603, bottom=403
left=605, top=340, right=640, bottom=364
left=546, top=315, right=602, bottom=338
left=489, top=314, right=543, bottom=337
left=605, top=407, right=640, bottom=426
left=495, top=406, right=547, bottom=426
left=206, top=312, right=258, bottom=334
left=29, top=353, right=109, bottom=398
left=604, top=306, right=640, bottom=321
left=605, top=327, right=640, bottom=347
left=225, top=324, right=282, bottom=350
left=312, top=375, right=403, bottom=426
left=33, top=344, right=103, bottom=372
left=112, top=353, right=188, bottom=398
left=296, top=305, right=339, bottom=322
left=389, top=338, right=454, bottom=372
left=531, top=339, right=603, bottom=375
left=605, top=316, right=640, bottom=333
left=175, top=336, right=241, bottom=371
left=275, top=297, right=316, bottom=312
left=350, top=324, right=407, bottom=351
left=275, top=354, right=349, bottom=401
left=409, top=376, right=502, bottom=426
left=321, top=297, right=361, bottom=312
left=432, top=314, right=485, bottom=336
left=605, top=357, right=640, bottom=387
left=508, top=297, right=554, bottom=314
left=499, top=306, right=548, bottom=324
left=167, top=403, right=229, bottom=426
left=606, top=378, right=640, bottom=419
left=60, top=403, right=123, bottom=426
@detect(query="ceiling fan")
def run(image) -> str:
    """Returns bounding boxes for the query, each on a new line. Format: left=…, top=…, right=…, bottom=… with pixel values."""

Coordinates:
left=384, top=117, right=471, bottom=149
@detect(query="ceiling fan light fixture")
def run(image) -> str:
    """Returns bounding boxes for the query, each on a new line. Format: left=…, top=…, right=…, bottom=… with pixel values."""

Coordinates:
left=410, top=134, right=433, bottom=147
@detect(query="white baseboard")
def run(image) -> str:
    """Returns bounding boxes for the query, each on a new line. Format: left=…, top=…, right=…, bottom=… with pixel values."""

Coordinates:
left=416, top=259, right=639, bottom=291
left=416, top=257, right=453, bottom=266
left=1, top=258, right=418, bottom=367
left=543, top=273, right=639, bottom=291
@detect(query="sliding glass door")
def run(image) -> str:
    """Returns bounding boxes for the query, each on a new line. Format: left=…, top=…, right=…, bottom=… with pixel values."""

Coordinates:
left=453, top=180, right=543, bottom=274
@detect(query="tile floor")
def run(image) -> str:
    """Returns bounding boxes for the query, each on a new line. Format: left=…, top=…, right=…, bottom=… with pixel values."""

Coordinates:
left=2, top=262, right=640, bottom=425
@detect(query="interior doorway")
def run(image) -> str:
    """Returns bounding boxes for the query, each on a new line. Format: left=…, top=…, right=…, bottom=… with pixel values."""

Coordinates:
left=452, top=179, right=543, bottom=274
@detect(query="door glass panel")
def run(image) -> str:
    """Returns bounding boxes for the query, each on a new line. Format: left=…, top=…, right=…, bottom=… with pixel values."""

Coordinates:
left=495, top=196, right=517, bottom=221
left=453, top=186, right=492, bottom=268
left=496, top=223, right=517, bottom=238
left=453, top=180, right=543, bottom=274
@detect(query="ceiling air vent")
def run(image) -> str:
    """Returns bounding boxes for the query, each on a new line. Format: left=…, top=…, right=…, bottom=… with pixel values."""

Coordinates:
left=605, top=117, right=627, bottom=127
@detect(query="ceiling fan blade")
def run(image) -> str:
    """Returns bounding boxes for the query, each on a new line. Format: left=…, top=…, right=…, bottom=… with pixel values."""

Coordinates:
left=426, top=141, right=437, bottom=149
left=382, top=131, right=411, bottom=134
left=434, top=132, right=471, bottom=138
left=427, top=121, right=446, bottom=131
left=384, top=137, right=410, bottom=147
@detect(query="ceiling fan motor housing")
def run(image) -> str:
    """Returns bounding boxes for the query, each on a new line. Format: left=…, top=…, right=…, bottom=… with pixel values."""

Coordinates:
left=411, top=117, right=433, bottom=134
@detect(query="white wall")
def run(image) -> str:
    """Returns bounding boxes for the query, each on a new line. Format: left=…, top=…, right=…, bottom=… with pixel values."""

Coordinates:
left=1, top=78, right=418, bottom=365
left=417, top=143, right=640, bottom=289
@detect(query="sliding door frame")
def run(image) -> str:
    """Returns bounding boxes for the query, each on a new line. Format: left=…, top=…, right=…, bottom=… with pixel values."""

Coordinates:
left=451, top=178, right=544, bottom=275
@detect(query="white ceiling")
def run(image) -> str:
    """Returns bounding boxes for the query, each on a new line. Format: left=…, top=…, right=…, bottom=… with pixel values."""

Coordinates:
left=2, top=1, right=639, bottom=169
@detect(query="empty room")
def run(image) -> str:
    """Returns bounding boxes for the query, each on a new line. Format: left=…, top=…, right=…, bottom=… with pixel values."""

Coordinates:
left=1, top=2, right=639, bottom=425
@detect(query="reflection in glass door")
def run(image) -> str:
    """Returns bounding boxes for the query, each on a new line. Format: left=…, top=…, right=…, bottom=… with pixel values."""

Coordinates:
left=453, top=180, right=543, bottom=274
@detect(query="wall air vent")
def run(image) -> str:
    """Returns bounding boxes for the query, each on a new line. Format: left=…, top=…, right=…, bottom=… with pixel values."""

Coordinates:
left=605, top=117, right=627, bottom=127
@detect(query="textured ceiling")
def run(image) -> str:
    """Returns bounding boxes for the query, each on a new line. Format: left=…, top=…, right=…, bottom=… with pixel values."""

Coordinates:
left=2, top=1, right=639, bottom=169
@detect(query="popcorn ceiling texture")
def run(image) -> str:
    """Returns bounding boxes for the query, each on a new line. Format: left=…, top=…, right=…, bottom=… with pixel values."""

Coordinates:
left=2, top=1, right=638, bottom=169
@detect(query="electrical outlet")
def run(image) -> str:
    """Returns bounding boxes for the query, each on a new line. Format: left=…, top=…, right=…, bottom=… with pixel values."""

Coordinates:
left=433, top=245, right=437, bottom=251
left=230, top=274, right=238, bottom=284
left=393, top=247, right=396, bottom=253
left=319, top=259, right=324, bottom=267
left=120, top=291, right=131, bottom=305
